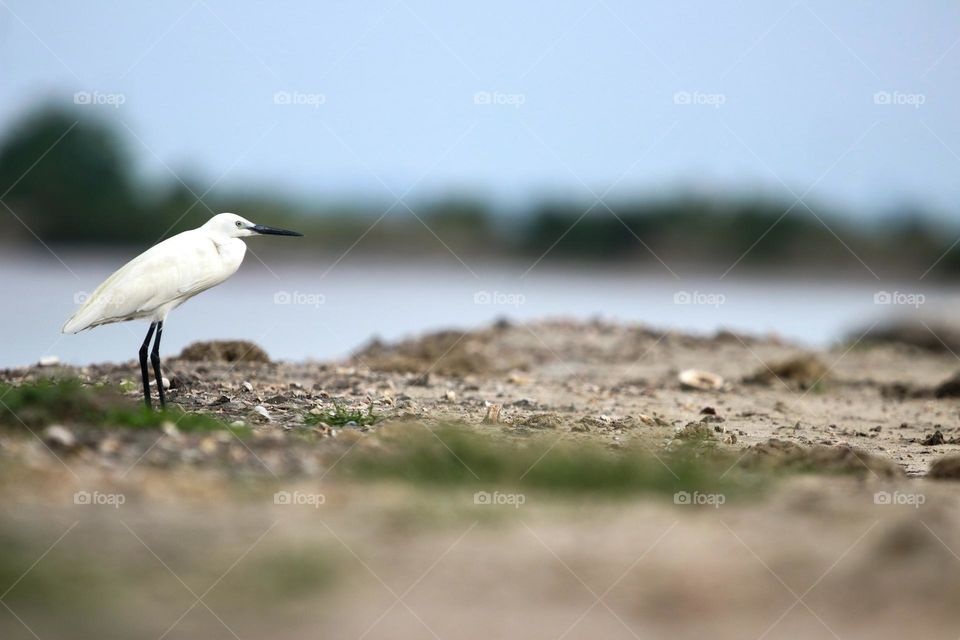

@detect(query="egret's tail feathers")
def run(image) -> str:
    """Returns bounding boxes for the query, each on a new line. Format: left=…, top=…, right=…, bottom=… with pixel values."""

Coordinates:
left=62, top=294, right=114, bottom=334
left=62, top=312, right=94, bottom=334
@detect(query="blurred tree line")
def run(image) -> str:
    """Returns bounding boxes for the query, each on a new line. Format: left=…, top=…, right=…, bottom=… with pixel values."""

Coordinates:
left=0, top=105, right=957, bottom=278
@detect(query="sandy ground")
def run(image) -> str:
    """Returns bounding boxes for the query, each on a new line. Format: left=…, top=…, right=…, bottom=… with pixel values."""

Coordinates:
left=9, top=318, right=958, bottom=476
left=3, top=319, right=960, bottom=639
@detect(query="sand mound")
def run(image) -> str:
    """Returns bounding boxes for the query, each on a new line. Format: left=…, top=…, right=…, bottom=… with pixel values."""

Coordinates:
left=744, top=355, right=829, bottom=389
left=353, top=319, right=778, bottom=377
left=929, top=455, right=960, bottom=480
left=738, top=438, right=903, bottom=478
left=354, top=329, right=501, bottom=376
left=856, top=321, right=960, bottom=353
left=177, top=340, right=270, bottom=363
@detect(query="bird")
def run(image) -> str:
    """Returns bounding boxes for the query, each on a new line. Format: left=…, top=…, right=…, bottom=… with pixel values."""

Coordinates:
left=62, top=213, right=303, bottom=409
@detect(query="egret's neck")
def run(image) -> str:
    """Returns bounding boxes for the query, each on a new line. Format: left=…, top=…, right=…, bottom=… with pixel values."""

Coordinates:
left=211, top=235, right=247, bottom=268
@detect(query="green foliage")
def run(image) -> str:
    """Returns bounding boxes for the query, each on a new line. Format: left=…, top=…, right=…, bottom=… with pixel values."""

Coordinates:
left=0, top=107, right=143, bottom=243
left=339, top=425, right=760, bottom=497
left=0, top=379, right=238, bottom=433
left=226, top=547, right=338, bottom=600
left=305, top=402, right=378, bottom=427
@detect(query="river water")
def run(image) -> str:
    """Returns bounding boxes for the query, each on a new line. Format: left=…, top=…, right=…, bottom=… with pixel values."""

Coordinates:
left=1, top=252, right=949, bottom=367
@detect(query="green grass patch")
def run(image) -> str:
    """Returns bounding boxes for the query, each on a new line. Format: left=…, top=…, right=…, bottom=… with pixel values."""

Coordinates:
left=0, top=378, right=241, bottom=433
left=220, top=546, right=338, bottom=602
left=305, top=401, right=378, bottom=428
left=337, top=424, right=765, bottom=498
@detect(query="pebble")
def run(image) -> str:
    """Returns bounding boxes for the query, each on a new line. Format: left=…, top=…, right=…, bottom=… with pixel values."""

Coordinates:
left=42, top=424, right=75, bottom=449
left=98, top=436, right=121, bottom=455
left=162, top=421, right=181, bottom=439
left=241, top=381, right=253, bottom=392
left=199, top=437, right=218, bottom=454
left=252, top=405, right=272, bottom=422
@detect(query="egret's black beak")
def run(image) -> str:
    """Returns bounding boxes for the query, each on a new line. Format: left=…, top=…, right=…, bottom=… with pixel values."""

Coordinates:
left=251, top=224, right=303, bottom=237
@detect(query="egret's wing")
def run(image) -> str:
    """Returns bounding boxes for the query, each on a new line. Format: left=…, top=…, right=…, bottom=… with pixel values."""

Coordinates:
left=62, top=232, right=230, bottom=333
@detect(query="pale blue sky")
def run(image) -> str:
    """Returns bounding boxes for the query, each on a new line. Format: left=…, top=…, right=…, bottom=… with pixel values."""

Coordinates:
left=2, top=0, right=959, bottom=217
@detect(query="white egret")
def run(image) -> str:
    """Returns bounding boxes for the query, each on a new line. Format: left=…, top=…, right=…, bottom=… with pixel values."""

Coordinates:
left=62, top=213, right=303, bottom=408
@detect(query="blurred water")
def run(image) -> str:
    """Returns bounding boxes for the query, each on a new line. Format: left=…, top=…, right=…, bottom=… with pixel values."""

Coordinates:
left=2, top=253, right=952, bottom=368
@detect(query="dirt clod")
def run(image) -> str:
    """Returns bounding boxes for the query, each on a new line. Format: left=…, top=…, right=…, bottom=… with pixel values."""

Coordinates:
left=674, top=422, right=715, bottom=441
left=515, top=413, right=563, bottom=430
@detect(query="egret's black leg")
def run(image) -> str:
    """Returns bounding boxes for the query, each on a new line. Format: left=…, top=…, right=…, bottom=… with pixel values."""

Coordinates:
left=151, top=321, right=165, bottom=408
left=139, top=323, right=157, bottom=409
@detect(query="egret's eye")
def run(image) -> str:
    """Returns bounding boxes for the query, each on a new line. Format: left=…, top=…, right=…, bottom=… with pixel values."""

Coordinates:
left=235, top=221, right=242, bottom=227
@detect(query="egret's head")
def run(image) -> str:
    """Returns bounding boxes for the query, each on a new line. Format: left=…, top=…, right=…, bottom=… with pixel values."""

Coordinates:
left=205, top=213, right=304, bottom=239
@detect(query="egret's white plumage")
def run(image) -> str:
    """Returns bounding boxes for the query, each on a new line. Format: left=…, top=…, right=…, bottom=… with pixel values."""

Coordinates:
left=63, top=214, right=255, bottom=334
left=62, top=212, right=303, bottom=408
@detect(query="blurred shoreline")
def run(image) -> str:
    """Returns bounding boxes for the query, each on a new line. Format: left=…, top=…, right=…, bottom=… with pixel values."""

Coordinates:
left=4, top=249, right=958, bottom=369
left=3, top=107, right=960, bottom=281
